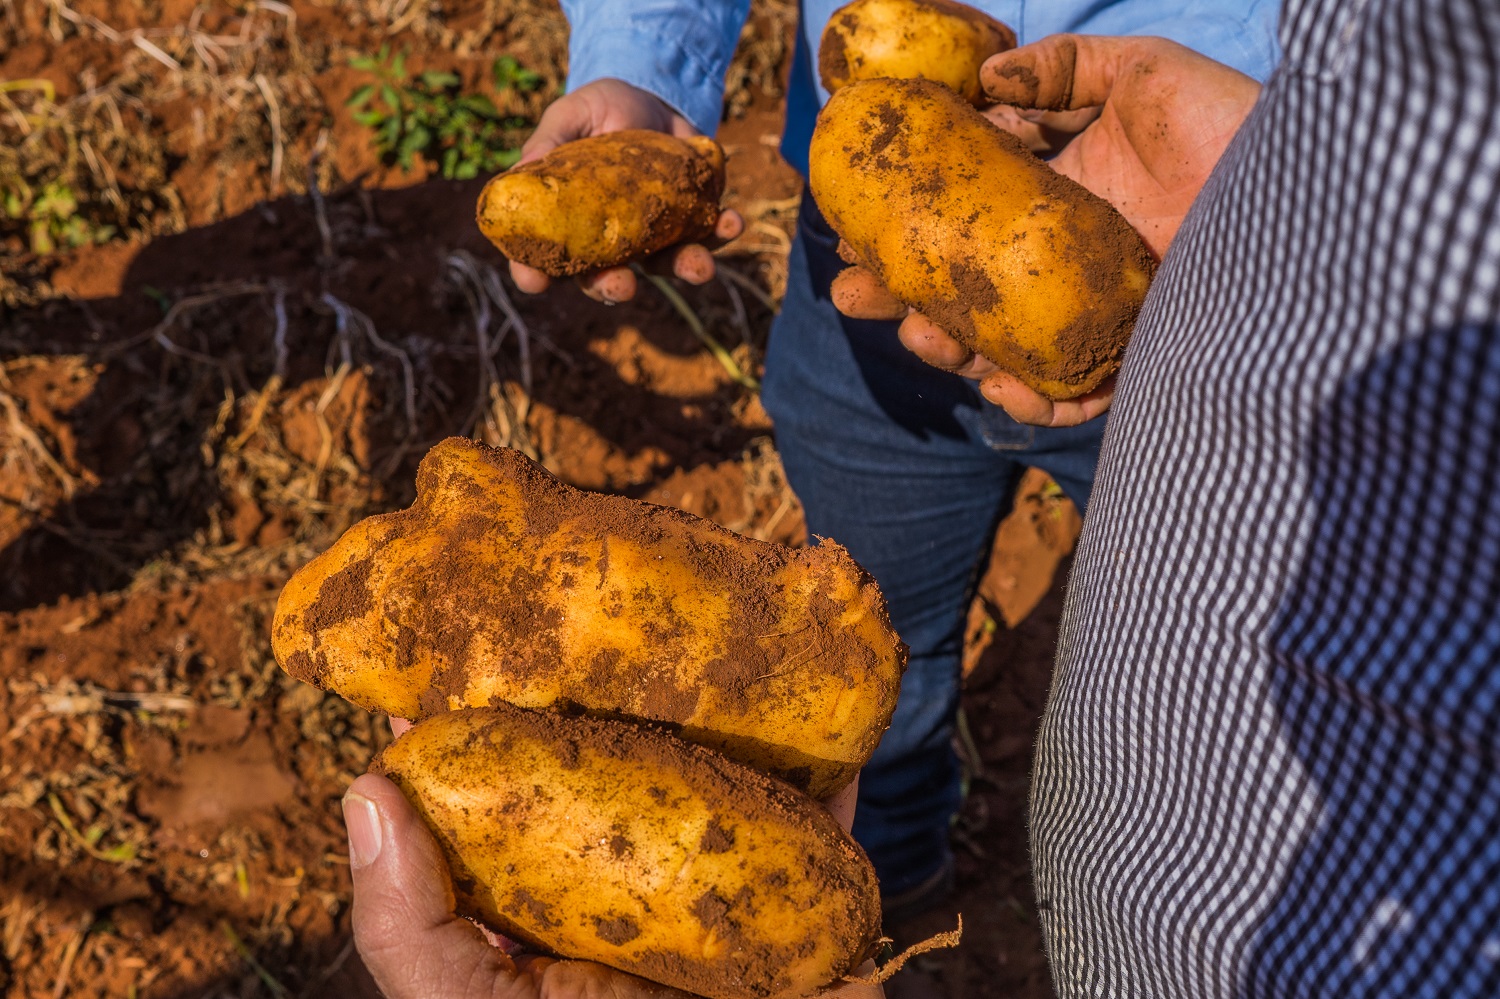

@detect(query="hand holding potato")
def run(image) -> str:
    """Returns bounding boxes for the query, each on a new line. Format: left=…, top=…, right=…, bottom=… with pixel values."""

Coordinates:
left=344, top=768, right=886, bottom=999
left=838, top=34, right=1262, bottom=426
left=501, top=79, right=743, bottom=304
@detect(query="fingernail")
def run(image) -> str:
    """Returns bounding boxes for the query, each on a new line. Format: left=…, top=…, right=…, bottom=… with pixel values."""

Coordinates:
left=343, top=791, right=383, bottom=869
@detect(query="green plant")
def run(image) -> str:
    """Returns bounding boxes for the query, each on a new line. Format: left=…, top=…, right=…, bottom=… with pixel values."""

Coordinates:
left=346, top=46, right=540, bottom=180
left=2, top=179, right=117, bottom=255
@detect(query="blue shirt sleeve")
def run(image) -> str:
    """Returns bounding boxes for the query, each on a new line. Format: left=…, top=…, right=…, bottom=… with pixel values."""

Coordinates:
left=560, top=0, right=754, bottom=137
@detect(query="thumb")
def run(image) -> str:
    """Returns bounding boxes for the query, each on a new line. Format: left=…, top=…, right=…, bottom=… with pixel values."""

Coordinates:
left=981, top=34, right=1129, bottom=110
left=517, top=95, right=594, bottom=165
left=344, top=773, right=526, bottom=998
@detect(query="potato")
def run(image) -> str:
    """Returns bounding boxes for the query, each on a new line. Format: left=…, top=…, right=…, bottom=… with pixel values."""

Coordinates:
left=272, top=437, right=905, bottom=798
left=819, top=0, right=1015, bottom=104
left=475, top=129, right=725, bottom=277
left=376, top=706, right=882, bottom=999
left=809, top=77, right=1155, bottom=399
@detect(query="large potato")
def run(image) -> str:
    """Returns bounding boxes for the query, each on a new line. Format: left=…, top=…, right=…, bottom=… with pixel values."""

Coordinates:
left=476, top=129, right=725, bottom=276
left=810, top=77, right=1155, bottom=399
left=272, top=437, right=905, bottom=798
left=819, top=0, right=1015, bottom=104
left=376, top=706, right=882, bottom=999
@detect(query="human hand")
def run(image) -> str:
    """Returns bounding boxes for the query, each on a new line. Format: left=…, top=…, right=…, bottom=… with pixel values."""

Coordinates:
left=836, top=35, right=1261, bottom=426
left=505, top=78, right=744, bottom=304
left=352, top=724, right=881, bottom=998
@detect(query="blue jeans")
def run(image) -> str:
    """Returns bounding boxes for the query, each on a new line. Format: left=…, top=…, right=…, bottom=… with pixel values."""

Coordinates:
left=761, top=196, right=1107, bottom=896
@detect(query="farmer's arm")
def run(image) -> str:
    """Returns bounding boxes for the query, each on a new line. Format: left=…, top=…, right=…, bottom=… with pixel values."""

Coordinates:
left=503, top=1, right=752, bottom=303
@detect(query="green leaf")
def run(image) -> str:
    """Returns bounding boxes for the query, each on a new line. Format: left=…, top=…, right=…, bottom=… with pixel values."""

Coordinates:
left=101, top=842, right=137, bottom=863
left=30, top=219, right=55, bottom=256
left=379, top=116, right=401, bottom=151
left=391, top=49, right=407, bottom=80
left=379, top=84, right=401, bottom=113
left=442, top=146, right=460, bottom=178
left=454, top=159, right=479, bottom=180
left=459, top=94, right=498, bottom=117
left=345, top=84, right=375, bottom=108
left=420, top=70, right=460, bottom=90
left=348, top=55, right=377, bottom=71
left=399, top=125, right=432, bottom=158
left=492, top=55, right=540, bottom=92
left=351, top=109, right=383, bottom=127
left=492, top=148, right=523, bottom=169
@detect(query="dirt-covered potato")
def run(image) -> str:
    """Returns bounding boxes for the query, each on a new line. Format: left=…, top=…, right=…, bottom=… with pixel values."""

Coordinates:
left=376, top=706, right=882, bottom=999
left=475, top=129, right=725, bottom=277
left=272, top=437, right=905, bottom=798
left=810, top=77, right=1155, bottom=399
left=818, top=0, right=1015, bottom=104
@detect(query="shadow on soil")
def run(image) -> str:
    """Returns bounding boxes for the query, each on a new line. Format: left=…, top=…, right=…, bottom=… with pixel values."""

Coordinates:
left=0, top=176, right=772, bottom=611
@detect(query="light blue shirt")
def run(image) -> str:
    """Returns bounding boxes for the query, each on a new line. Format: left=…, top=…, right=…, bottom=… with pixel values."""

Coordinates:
left=560, top=0, right=1281, bottom=175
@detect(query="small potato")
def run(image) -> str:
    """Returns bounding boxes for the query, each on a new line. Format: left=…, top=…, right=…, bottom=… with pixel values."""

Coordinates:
left=375, top=705, right=883, bottom=999
left=476, top=129, right=726, bottom=277
left=809, top=77, right=1155, bottom=399
left=819, top=0, right=1015, bottom=104
left=272, top=437, right=905, bottom=798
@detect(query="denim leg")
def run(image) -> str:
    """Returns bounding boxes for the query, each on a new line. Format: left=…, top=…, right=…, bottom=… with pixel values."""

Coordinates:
left=762, top=197, right=1108, bottom=895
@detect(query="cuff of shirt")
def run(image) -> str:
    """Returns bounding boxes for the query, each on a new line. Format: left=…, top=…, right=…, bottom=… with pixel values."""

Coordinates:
left=567, top=26, right=727, bottom=137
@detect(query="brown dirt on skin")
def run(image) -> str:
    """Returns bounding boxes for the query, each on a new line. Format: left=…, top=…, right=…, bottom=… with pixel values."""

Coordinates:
left=817, top=11, right=859, bottom=91
left=478, top=130, right=727, bottom=277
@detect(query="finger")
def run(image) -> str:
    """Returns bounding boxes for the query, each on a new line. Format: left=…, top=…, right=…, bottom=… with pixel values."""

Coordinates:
left=897, top=311, right=979, bottom=371
left=822, top=775, right=859, bottom=833
left=980, top=371, right=1116, bottom=426
left=982, top=34, right=1131, bottom=111
left=517, top=95, right=595, bottom=165
left=714, top=208, right=744, bottom=241
left=980, top=103, right=1054, bottom=152
left=344, top=774, right=526, bottom=999
left=671, top=243, right=717, bottom=285
left=578, top=266, right=638, bottom=304
left=831, top=266, right=908, bottom=320
left=509, top=260, right=552, bottom=295
left=388, top=716, right=412, bottom=739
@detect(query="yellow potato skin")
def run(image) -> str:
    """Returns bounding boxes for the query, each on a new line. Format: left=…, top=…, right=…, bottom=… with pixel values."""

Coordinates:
left=272, top=437, right=905, bottom=798
left=809, top=77, right=1155, bottom=399
left=376, top=706, right=882, bottom=999
left=818, top=0, right=1016, bottom=104
left=476, top=130, right=725, bottom=277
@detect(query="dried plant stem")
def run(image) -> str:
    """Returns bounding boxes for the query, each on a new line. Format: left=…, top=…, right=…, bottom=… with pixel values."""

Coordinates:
left=253, top=73, right=283, bottom=195
left=0, top=390, right=79, bottom=497
left=634, top=266, right=760, bottom=390
left=717, top=264, right=779, bottom=312
left=844, top=915, right=963, bottom=986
